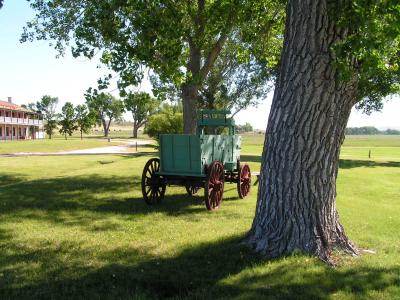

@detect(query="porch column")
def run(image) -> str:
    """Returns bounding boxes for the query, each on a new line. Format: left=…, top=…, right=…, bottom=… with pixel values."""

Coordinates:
left=3, top=109, right=5, bottom=141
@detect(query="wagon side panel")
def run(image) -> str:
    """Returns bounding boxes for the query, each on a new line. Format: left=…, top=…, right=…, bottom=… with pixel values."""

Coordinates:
left=232, top=135, right=241, bottom=166
left=200, top=135, right=241, bottom=172
left=160, top=134, right=202, bottom=176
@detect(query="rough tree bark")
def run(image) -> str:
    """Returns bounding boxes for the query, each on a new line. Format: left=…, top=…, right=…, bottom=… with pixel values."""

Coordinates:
left=245, top=0, right=359, bottom=264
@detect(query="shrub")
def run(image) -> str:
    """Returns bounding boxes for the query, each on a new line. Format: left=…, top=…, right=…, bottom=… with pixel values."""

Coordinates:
left=145, top=112, right=183, bottom=141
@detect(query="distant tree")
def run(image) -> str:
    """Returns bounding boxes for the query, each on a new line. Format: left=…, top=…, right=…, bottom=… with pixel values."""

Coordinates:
left=44, top=120, right=58, bottom=139
left=124, top=92, right=160, bottom=138
left=85, top=91, right=125, bottom=137
left=345, top=127, right=380, bottom=135
left=346, top=127, right=400, bottom=135
left=235, top=123, right=253, bottom=133
left=384, top=129, right=400, bottom=135
left=145, top=104, right=183, bottom=141
left=0, top=1, right=3, bottom=9
left=22, top=103, right=41, bottom=114
left=75, top=104, right=96, bottom=140
left=59, top=102, right=77, bottom=140
left=35, top=95, right=58, bottom=139
left=158, top=102, right=183, bottom=115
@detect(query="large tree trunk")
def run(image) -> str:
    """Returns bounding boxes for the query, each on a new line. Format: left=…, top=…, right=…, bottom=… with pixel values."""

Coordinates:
left=245, top=0, right=359, bottom=264
left=182, top=83, right=198, bottom=134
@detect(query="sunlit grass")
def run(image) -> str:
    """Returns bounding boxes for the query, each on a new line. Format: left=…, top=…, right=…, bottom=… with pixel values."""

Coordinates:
left=0, top=136, right=399, bottom=298
left=0, top=138, right=125, bottom=154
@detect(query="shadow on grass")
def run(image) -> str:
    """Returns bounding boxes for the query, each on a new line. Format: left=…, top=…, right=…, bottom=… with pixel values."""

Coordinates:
left=0, top=173, right=213, bottom=227
left=241, top=155, right=400, bottom=170
left=241, top=155, right=262, bottom=163
left=339, top=159, right=400, bottom=169
left=126, top=143, right=158, bottom=150
left=0, top=174, right=26, bottom=187
left=1, top=233, right=399, bottom=299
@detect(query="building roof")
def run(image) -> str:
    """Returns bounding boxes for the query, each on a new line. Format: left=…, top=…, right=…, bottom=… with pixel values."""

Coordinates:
left=0, top=100, right=32, bottom=113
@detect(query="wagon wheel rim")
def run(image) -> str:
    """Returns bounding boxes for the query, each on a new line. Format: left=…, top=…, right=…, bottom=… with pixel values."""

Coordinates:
left=205, top=161, right=224, bottom=210
left=237, top=164, right=251, bottom=199
left=185, top=184, right=200, bottom=196
left=141, top=158, right=166, bottom=205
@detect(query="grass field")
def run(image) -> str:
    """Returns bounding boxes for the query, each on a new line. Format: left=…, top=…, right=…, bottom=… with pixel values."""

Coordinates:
left=0, top=125, right=150, bottom=154
left=0, top=138, right=128, bottom=154
left=0, top=135, right=399, bottom=299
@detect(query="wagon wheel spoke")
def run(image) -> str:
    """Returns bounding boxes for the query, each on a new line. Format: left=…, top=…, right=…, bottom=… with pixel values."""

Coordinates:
left=237, top=164, right=251, bottom=199
left=205, top=161, right=224, bottom=210
left=142, top=158, right=166, bottom=205
left=145, top=187, right=152, bottom=196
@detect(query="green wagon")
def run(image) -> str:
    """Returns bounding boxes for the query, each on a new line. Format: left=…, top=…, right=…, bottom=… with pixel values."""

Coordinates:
left=141, top=110, right=251, bottom=210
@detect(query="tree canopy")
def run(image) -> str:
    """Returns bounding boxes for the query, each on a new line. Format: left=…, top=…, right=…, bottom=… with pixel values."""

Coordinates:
left=22, top=0, right=285, bottom=133
left=85, top=91, right=124, bottom=137
left=75, top=104, right=96, bottom=139
left=330, top=0, right=400, bottom=112
left=30, top=95, right=59, bottom=139
left=59, top=102, right=77, bottom=139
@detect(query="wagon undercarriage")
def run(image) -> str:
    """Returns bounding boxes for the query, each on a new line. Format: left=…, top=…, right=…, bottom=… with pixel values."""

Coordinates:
left=141, top=157, right=252, bottom=210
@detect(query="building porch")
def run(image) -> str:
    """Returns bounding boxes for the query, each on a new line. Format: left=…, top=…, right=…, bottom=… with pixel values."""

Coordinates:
left=0, top=125, right=43, bottom=141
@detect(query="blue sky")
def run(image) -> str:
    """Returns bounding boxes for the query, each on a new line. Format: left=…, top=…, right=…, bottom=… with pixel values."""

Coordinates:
left=0, top=1, right=399, bottom=130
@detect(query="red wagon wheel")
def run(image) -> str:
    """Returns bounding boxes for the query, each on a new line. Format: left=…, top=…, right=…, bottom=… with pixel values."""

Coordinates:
left=237, top=163, right=251, bottom=199
left=205, top=161, right=224, bottom=210
left=185, top=183, right=200, bottom=196
left=141, top=158, right=166, bottom=205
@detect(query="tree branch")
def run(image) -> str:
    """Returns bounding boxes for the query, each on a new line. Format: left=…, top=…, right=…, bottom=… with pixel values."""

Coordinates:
left=199, top=33, right=228, bottom=81
left=138, top=120, right=147, bottom=128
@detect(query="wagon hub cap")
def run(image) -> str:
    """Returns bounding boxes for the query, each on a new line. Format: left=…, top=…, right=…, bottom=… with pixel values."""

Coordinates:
left=213, top=181, right=222, bottom=191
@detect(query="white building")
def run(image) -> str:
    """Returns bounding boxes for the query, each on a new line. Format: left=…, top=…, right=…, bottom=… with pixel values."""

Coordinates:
left=0, top=97, right=44, bottom=140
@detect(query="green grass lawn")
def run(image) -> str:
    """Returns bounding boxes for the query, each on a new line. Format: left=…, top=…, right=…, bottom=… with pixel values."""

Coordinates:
left=0, top=135, right=399, bottom=299
left=0, top=138, right=128, bottom=154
